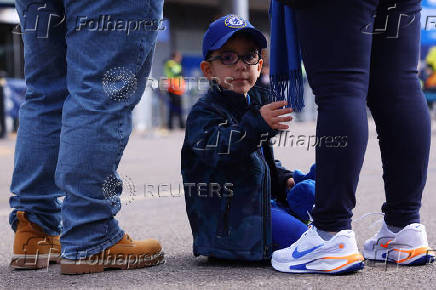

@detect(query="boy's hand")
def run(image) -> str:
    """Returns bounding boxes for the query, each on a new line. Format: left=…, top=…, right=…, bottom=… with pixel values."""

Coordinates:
left=260, top=100, right=293, bottom=130
left=286, top=178, right=295, bottom=189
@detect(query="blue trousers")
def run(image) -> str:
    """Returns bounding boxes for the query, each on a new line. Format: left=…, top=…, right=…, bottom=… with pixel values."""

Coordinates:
left=295, top=0, right=431, bottom=231
left=271, top=203, right=308, bottom=251
left=10, top=0, right=163, bottom=259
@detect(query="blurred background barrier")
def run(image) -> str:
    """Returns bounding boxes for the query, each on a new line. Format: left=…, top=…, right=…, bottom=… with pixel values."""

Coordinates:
left=0, top=78, right=4, bottom=139
left=0, top=77, right=25, bottom=138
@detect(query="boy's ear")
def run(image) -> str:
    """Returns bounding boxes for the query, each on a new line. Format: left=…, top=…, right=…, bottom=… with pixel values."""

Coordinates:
left=200, top=61, right=213, bottom=80
left=256, top=59, right=263, bottom=77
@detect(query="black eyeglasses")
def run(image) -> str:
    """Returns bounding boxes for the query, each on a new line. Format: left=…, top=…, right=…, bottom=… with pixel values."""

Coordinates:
left=207, top=50, right=261, bottom=66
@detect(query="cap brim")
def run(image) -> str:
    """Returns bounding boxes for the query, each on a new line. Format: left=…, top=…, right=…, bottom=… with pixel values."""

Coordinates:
left=208, top=27, right=267, bottom=54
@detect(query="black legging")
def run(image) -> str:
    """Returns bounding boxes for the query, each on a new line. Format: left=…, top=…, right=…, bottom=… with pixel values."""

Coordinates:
left=295, top=0, right=431, bottom=231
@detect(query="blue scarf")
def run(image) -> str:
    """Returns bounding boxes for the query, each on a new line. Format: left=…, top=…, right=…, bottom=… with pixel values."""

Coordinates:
left=269, top=0, right=304, bottom=112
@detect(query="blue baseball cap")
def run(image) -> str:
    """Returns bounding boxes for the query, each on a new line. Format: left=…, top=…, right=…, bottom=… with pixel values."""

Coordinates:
left=202, top=14, right=268, bottom=59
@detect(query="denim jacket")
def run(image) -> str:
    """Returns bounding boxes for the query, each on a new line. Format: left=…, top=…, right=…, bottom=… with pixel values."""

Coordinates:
left=181, top=84, right=293, bottom=260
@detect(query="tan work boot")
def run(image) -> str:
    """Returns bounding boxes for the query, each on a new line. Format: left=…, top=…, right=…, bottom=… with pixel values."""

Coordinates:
left=60, top=233, right=164, bottom=275
left=10, top=211, right=61, bottom=269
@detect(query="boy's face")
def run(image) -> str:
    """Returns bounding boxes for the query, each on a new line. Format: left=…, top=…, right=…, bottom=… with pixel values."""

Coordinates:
left=200, top=36, right=263, bottom=95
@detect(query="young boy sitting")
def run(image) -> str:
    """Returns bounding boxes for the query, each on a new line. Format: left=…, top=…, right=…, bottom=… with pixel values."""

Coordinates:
left=181, top=14, right=315, bottom=261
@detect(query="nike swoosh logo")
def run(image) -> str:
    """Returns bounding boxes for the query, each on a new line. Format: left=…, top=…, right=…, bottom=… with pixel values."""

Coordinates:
left=380, top=240, right=392, bottom=248
left=292, top=245, right=322, bottom=259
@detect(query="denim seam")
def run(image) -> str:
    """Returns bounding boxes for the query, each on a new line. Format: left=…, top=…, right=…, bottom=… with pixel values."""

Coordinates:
left=11, top=211, right=61, bottom=236
left=111, top=110, right=124, bottom=216
left=134, top=0, right=152, bottom=74
left=118, top=111, right=123, bottom=161
left=135, top=40, right=145, bottom=76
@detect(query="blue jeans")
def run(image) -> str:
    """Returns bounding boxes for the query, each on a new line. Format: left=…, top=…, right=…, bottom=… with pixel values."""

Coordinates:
left=295, top=0, right=431, bottom=231
left=9, top=0, right=163, bottom=259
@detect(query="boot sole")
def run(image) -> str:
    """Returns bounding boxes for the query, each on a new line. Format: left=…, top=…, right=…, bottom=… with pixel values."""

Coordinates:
left=60, top=251, right=165, bottom=275
left=10, top=253, right=61, bottom=270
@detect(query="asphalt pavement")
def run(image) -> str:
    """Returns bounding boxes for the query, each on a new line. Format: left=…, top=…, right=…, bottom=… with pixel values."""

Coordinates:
left=0, top=120, right=435, bottom=289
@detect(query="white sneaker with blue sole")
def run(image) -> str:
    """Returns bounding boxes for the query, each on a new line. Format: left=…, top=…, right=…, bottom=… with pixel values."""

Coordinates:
left=271, top=225, right=364, bottom=274
left=363, top=222, right=435, bottom=265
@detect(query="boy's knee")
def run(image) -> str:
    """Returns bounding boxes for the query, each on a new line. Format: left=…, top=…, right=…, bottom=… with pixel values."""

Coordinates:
left=286, top=179, right=315, bottom=222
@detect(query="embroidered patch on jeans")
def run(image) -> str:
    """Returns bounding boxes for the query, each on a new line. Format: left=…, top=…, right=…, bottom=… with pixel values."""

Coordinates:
left=102, top=174, right=136, bottom=211
left=102, top=66, right=138, bottom=102
left=102, top=175, right=122, bottom=213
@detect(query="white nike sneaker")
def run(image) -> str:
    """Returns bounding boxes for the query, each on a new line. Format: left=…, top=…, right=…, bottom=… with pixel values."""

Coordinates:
left=271, top=225, right=364, bottom=274
left=363, top=222, right=435, bottom=265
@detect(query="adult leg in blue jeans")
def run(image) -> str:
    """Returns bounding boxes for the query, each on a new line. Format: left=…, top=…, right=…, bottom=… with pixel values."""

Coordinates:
left=10, top=0, right=67, bottom=237
left=10, top=0, right=165, bottom=274
left=271, top=0, right=433, bottom=274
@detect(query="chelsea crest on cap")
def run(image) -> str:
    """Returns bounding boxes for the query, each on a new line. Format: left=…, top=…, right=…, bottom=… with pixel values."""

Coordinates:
left=224, top=15, right=247, bottom=28
left=202, top=14, right=268, bottom=59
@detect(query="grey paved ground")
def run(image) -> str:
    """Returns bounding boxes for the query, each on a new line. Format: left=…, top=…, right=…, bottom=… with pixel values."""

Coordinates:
left=0, top=120, right=435, bottom=289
